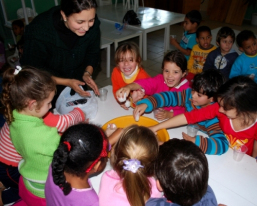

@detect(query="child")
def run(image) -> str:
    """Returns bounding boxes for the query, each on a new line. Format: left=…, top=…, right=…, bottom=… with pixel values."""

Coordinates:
left=45, top=123, right=108, bottom=205
left=0, top=86, right=85, bottom=205
left=111, top=41, right=150, bottom=109
left=146, top=138, right=218, bottom=206
left=0, top=66, right=81, bottom=205
left=170, top=10, right=202, bottom=60
left=134, top=69, right=228, bottom=155
left=98, top=125, right=162, bottom=206
left=229, top=30, right=257, bottom=83
left=203, top=26, right=238, bottom=79
left=116, top=50, right=189, bottom=121
left=12, top=20, right=24, bottom=43
left=144, top=76, right=257, bottom=157
left=187, top=26, right=216, bottom=84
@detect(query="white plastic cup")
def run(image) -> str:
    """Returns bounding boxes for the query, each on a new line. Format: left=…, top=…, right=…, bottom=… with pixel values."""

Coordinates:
left=233, top=145, right=248, bottom=162
left=186, top=125, right=198, bottom=136
left=99, top=88, right=108, bottom=101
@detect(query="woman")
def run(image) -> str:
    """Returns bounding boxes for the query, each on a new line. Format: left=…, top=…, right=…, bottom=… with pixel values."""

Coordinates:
left=21, top=0, right=100, bottom=105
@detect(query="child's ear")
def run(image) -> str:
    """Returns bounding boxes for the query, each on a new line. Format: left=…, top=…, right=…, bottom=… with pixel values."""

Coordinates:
left=209, top=97, right=214, bottom=103
left=28, top=100, right=37, bottom=111
left=239, top=47, right=244, bottom=52
left=216, top=41, right=220, bottom=47
left=93, top=161, right=102, bottom=172
left=60, top=10, right=67, bottom=21
left=156, top=180, right=163, bottom=192
left=196, top=38, right=199, bottom=44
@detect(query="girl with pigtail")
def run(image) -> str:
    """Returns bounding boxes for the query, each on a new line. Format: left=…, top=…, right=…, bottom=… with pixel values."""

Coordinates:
left=0, top=66, right=85, bottom=206
left=99, top=125, right=162, bottom=206
left=45, top=123, right=109, bottom=205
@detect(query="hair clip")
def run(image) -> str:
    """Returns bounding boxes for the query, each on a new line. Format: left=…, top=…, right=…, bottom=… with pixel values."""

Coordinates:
left=123, top=159, right=143, bottom=173
left=63, top=141, right=71, bottom=152
left=14, top=66, right=22, bottom=75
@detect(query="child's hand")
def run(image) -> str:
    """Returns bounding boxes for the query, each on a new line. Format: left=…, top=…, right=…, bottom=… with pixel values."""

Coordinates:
left=133, top=104, right=147, bottom=120
left=108, top=128, right=124, bottom=146
left=120, top=103, right=129, bottom=110
left=131, top=89, right=145, bottom=103
left=116, top=86, right=130, bottom=102
left=182, top=132, right=196, bottom=143
left=105, top=123, right=117, bottom=137
left=170, top=36, right=178, bottom=46
left=154, top=109, right=173, bottom=121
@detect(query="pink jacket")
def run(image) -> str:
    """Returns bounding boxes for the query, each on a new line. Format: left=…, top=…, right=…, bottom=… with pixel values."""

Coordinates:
left=135, top=74, right=190, bottom=116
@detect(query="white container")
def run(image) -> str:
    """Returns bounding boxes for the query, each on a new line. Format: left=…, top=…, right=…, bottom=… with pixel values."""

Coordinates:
left=251, top=13, right=257, bottom=26
left=17, top=7, right=37, bottom=19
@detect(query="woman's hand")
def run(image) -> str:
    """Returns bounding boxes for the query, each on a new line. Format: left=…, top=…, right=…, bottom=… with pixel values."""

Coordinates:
left=83, top=74, right=100, bottom=96
left=69, top=79, right=92, bottom=96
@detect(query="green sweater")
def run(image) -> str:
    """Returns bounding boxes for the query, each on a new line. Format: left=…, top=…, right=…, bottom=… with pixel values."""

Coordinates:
left=10, top=110, right=60, bottom=198
left=20, top=6, right=100, bottom=81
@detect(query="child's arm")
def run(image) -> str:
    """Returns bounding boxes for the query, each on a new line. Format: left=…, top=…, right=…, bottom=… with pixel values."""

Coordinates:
left=229, top=57, right=242, bottom=79
left=43, top=108, right=85, bottom=133
left=116, top=82, right=143, bottom=100
left=170, top=37, right=191, bottom=56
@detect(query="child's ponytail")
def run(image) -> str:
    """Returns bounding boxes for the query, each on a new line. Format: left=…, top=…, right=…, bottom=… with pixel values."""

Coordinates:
left=111, top=125, right=159, bottom=206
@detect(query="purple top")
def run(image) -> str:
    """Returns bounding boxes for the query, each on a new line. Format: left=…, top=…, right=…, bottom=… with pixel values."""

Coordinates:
left=45, top=165, right=99, bottom=206
left=135, top=74, right=189, bottom=116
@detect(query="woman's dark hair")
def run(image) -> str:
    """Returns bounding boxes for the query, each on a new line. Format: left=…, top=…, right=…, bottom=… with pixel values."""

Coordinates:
left=236, top=30, right=256, bottom=48
left=216, top=26, right=235, bottom=44
left=162, top=50, right=187, bottom=73
left=193, top=69, right=226, bottom=98
left=1, top=66, right=56, bottom=124
left=155, top=139, right=208, bottom=206
left=217, top=76, right=257, bottom=124
left=52, top=123, right=108, bottom=195
left=61, top=0, right=97, bottom=17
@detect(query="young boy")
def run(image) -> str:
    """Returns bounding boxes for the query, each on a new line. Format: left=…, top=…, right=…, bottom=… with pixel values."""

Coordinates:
left=187, top=26, right=216, bottom=84
left=229, top=30, right=257, bottom=83
left=170, top=10, right=202, bottom=61
left=11, top=20, right=24, bottom=43
left=203, top=27, right=238, bottom=79
left=146, top=139, right=218, bottom=206
left=134, top=69, right=229, bottom=155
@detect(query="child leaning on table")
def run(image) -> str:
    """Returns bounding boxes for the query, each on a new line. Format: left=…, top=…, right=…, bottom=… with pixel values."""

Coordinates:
left=170, top=10, right=202, bottom=61
left=144, top=76, right=257, bottom=158
left=98, top=125, right=162, bottom=206
left=229, top=30, right=257, bottom=83
left=187, top=26, right=216, bottom=84
left=116, top=50, right=189, bottom=121
left=0, top=66, right=84, bottom=205
left=203, top=26, right=238, bottom=80
left=146, top=138, right=218, bottom=206
left=45, top=123, right=108, bottom=206
left=134, top=69, right=229, bottom=155
left=111, top=41, right=150, bottom=109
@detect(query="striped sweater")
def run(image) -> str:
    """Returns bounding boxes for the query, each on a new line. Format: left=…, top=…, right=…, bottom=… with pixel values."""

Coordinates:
left=0, top=108, right=84, bottom=166
left=137, top=88, right=229, bottom=155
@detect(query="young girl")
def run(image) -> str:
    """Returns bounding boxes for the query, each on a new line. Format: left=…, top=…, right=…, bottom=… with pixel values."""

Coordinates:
left=45, top=123, right=108, bottom=205
left=0, top=69, right=85, bottom=205
left=0, top=66, right=82, bottom=205
left=98, top=125, right=162, bottom=206
left=146, top=76, right=257, bottom=157
left=111, top=41, right=150, bottom=109
left=116, top=50, right=189, bottom=120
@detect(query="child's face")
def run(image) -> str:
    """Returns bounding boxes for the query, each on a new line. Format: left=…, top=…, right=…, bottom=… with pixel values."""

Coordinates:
left=34, top=91, right=55, bottom=118
left=218, top=36, right=234, bottom=55
left=162, top=62, right=186, bottom=88
left=12, top=25, right=23, bottom=36
left=191, top=90, right=213, bottom=107
left=197, top=31, right=212, bottom=49
left=240, top=37, right=257, bottom=56
left=218, top=99, right=237, bottom=119
left=183, top=17, right=197, bottom=33
left=118, top=51, right=138, bottom=76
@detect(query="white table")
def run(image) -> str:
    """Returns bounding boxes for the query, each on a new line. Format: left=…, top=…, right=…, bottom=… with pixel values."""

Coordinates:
left=211, top=27, right=241, bottom=55
left=90, top=85, right=257, bottom=206
left=100, top=37, right=113, bottom=78
left=97, top=4, right=185, bottom=60
left=100, top=19, right=142, bottom=55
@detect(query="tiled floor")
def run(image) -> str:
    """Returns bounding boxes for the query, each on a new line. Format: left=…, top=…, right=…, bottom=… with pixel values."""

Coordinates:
left=95, top=15, right=257, bottom=89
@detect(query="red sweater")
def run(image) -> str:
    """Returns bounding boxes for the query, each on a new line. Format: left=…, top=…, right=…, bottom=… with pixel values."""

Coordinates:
left=185, top=103, right=257, bottom=156
left=111, top=67, right=150, bottom=99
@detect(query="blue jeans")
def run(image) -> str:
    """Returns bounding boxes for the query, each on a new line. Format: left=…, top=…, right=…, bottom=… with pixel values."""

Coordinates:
left=0, top=162, right=20, bottom=204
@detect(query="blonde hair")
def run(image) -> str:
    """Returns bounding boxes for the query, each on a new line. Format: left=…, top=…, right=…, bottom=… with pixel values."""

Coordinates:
left=114, top=42, right=142, bottom=68
left=1, top=66, right=56, bottom=124
left=110, top=125, right=159, bottom=206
